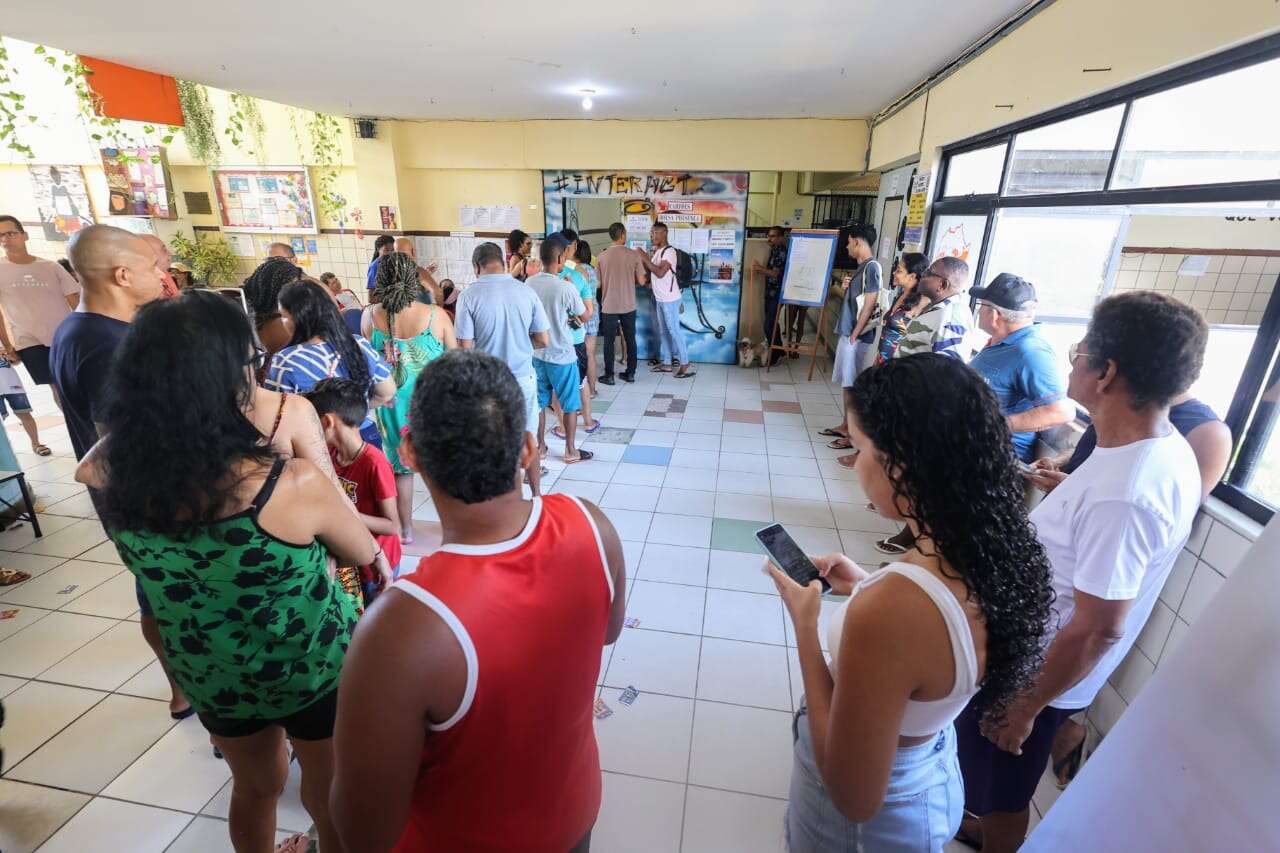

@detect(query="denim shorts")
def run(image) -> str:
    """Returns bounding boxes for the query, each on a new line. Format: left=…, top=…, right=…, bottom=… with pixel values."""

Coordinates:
left=0, top=393, right=31, bottom=419
left=786, top=704, right=963, bottom=852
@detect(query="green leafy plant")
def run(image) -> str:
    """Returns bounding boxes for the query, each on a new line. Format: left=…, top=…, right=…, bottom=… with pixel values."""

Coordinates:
left=169, top=230, right=239, bottom=286
left=307, top=111, right=345, bottom=222
left=0, top=38, right=35, bottom=158
left=176, top=80, right=221, bottom=163
left=225, top=92, right=266, bottom=162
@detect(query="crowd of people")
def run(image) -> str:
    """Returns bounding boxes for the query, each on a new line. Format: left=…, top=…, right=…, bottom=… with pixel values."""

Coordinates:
left=0, top=210, right=1231, bottom=852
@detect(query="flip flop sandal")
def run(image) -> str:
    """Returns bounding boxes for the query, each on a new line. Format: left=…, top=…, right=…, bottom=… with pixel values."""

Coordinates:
left=0, top=568, right=30, bottom=586
left=828, top=438, right=853, bottom=449
left=836, top=451, right=860, bottom=469
left=817, top=428, right=844, bottom=437
left=584, top=419, right=603, bottom=434
left=32, top=445, right=52, bottom=457
left=674, top=369, right=697, bottom=379
left=551, top=426, right=568, bottom=440
left=1053, top=737, right=1086, bottom=787
left=874, top=537, right=909, bottom=555
left=651, top=365, right=673, bottom=373
left=564, top=449, right=594, bottom=464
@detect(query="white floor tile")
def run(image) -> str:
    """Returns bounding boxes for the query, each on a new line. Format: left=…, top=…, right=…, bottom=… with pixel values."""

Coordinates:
left=6, top=694, right=175, bottom=793
left=679, top=418, right=723, bottom=435
left=0, top=610, right=117, bottom=678
left=73, top=539, right=123, bottom=566
left=38, top=620, right=155, bottom=691
left=602, top=483, right=662, bottom=513
left=20, top=519, right=108, bottom=559
left=822, top=480, right=868, bottom=503
left=0, top=673, right=25, bottom=697
left=721, top=422, right=765, bottom=439
left=56, top=569, right=139, bottom=619
left=626, top=580, right=706, bottom=635
left=764, top=425, right=811, bottom=442
left=830, top=500, right=896, bottom=533
left=0, top=550, right=69, bottom=580
left=647, top=513, right=712, bottom=548
left=0, top=559, right=123, bottom=610
left=658, top=488, right=716, bottom=517
left=714, top=492, right=774, bottom=522
left=622, top=539, right=645, bottom=573
left=838, top=530, right=886, bottom=565
left=0, top=603, right=52, bottom=642
left=639, top=416, right=682, bottom=432
left=0, top=680, right=105, bottom=767
left=718, top=451, right=762, bottom=473
left=0, top=779, right=91, bottom=853
left=786, top=525, right=843, bottom=554
left=703, top=589, right=785, bottom=645
left=720, top=435, right=766, bottom=455
left=550, top=480, right=608, bottom=503
left=37, top=797, right=190, bottom=853
left=594, top=773, right=685, bottom=853
left=669, top=448, right=719, bottom=470
left=604, top=508, right=654, bottom=542
left=664, top=466, right=718, bottom=491
left=559, top=460, right=619, bottom=483
left=632, top=430, right=677, bottom=447
left=767, top=456, right=820, bottom=478
left=681, top=785, right=788, bottom=853
left=613, top=463, right=669, bottom=487
left=595, top=688, right=694, bottom=782
left=769, top=475, right=825, bottom=500
left=696, top=637, right=792, bottom=711
left=43, top=491, right=98, bottom=520
left=604, top=628, right=702, bottom=697
left=638, top=543, right=709, bottom=585
left=765, top=438, right=815, bottom=459
left=0, top=515, right=78, bottom=554
left=101, top=716, right=233, bottom=812
left=715, top=472, right=771, bottom=496
left=771, top=498, right=835, bottom=529
left=578, top=441, right=627, bottom=462
left=675, top=432, right=721, bottom=451
left=117, top=659, right=173, bottom=701
left=688, top=700, right=794, bottom=799
left=708, top=550, right=776, bottom=595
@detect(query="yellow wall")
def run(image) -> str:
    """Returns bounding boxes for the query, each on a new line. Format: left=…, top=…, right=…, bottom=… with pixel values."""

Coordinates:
left=868, top=0, right=1280, bottom=170
left=395, top=169, right=544, bottom=233
left=1125, top=214, right=1280, bottom=251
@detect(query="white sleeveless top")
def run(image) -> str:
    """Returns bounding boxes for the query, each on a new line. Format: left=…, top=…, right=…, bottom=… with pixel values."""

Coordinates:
left=826, top=562, right=980, bottom=737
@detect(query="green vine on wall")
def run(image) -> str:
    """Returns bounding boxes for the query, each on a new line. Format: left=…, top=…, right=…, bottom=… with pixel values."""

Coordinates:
left=0, top=38, right=34, bottom=158
left=307, top=111, right=345, bottom=222
left=176, top=80, right=221, bottom=163
left=225, top=92, right=266, bottom=162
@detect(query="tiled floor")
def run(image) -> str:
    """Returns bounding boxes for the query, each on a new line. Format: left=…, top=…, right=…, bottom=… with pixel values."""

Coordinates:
left=0, top=360, right=1058, bottom=852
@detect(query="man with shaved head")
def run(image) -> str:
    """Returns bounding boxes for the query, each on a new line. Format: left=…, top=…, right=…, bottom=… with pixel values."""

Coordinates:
left=139, top=234, right=180, bottom=299
left=50, top=224, right=184, bottom=717
left=394, top=235, right=443, bottom=304
left=268, top=241, right=296, bottom=260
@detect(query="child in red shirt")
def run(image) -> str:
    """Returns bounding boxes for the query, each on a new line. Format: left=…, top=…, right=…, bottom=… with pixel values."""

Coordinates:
left=305, top=378, right=402, bottom=605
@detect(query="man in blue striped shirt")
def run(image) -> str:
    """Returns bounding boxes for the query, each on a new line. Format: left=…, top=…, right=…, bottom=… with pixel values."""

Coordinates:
left=895, top=255, right=974, bottom=361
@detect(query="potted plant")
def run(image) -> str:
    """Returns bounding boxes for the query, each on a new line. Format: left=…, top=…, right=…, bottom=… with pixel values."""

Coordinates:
left=169, top=230, right=240, bottom=287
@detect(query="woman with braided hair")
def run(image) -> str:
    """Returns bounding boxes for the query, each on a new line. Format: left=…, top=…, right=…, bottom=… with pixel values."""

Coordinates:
left=242, top=256, right=304, bottom=361
left=363, top=251, right=456, bottom=544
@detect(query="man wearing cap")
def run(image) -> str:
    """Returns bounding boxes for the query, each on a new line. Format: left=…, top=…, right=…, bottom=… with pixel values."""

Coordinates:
left=969, top=273, right=1075, bottom=461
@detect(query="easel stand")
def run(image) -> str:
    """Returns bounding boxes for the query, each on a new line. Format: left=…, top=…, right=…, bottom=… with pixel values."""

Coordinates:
left=765, top=300, right=827, bottom=381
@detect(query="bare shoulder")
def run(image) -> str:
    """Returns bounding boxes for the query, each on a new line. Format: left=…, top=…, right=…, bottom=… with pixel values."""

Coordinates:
left=275, top=455, right=331, bottom=495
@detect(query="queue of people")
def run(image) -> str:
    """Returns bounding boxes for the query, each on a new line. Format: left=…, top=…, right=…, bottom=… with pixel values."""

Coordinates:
left=6, top=213, right=1231, bottom=852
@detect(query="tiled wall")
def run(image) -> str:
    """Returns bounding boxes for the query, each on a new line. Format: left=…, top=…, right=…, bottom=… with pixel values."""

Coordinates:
left=1114, top=251, right=1279, bottom=326
left=1081, top=501, right=1260, bottom=747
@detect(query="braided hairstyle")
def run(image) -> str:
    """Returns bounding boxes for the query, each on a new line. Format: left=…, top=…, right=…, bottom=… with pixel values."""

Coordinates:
left=242, top=257, right=303, bottom=328
left=847, top=354, right=1056, bottom=727
left=373, top=251, right=426, bottom=344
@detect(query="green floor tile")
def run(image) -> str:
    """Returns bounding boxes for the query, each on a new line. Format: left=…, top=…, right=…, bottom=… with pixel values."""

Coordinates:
left=592, top=399, right=612, bottom=413
left=711, top=517, right=768, bottom=554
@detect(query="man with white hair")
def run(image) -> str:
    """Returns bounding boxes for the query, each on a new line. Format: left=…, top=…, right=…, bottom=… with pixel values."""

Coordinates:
left=968, top=273, right=1074, bottom=461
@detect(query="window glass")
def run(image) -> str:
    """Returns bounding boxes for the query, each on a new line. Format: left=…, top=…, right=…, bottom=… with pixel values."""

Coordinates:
left=1228, top=351, right=1280, bottom=512
left=1112, top=55, right=1280, bottom=188
left=942, top=144, right=1007, bottom=196
left=1005, top=105, right=1125, bottom=196
left=928, top=214, right=988, bottom=274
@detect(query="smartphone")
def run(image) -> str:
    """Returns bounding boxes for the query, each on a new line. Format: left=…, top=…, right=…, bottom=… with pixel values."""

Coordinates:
left=756, top=523, right=831, bottom=593
left=1015, top=459, right=1037, bottom=476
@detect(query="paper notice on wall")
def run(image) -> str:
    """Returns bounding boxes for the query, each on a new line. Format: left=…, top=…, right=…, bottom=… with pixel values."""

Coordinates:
left=626, top=214, right=651, bottom=240
left=708, top=229, right=736, bottom=250
left=903, top=171, right=930, bottom=244
left=1178, top=255, right=1211, bottom=276
left=689, top=228, right=710, bottom=254
left=474, top=206, right=493, bottom=228
left=459, top=205, right=476, bottom=228
left=442, top=236, right=462, bottom=261
left=224, top=233, right=255, bottom=257
left=668, top=228, right=693, bottom=253
left=413, top=237, right=432, bottom=261
left=447, top=259, right=472, bottom=282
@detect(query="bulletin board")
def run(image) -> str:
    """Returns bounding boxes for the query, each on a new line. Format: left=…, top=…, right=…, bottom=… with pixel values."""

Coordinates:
left=780, top=230, right=839, bottom=308
left=211, top=166, right=317, bottom=234
left=101, top=146, right=175, bottom=219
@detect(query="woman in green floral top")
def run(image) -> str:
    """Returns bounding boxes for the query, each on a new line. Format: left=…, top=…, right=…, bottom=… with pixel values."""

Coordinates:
left=77, top=291, right=378, bottom=853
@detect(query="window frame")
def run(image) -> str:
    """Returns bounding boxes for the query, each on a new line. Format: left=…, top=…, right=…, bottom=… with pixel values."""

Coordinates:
left=926, top=32, right=1280, bottom=524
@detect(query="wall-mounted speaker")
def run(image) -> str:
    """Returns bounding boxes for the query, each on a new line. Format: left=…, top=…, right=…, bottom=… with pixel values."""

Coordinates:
left=355, top=119, right=377, bottom=139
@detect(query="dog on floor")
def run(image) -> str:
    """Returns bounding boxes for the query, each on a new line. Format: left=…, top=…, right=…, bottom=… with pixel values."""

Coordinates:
left=737, top=337, right=767, bottom=368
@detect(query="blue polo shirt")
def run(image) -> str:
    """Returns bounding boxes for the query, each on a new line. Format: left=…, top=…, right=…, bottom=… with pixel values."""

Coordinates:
left=969, top=324, right=1066, bottom=461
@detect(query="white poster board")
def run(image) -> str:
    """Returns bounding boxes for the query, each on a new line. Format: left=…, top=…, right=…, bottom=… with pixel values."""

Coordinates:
left=780, top=230, right=839, bottom=308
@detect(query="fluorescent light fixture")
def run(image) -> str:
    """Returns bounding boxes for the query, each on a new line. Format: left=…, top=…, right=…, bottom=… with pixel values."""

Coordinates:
left=580, top=88, right=596, bottom=111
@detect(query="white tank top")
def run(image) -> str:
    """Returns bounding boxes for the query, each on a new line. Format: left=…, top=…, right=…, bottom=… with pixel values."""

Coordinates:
left=826, top=562, right=980, bottom=737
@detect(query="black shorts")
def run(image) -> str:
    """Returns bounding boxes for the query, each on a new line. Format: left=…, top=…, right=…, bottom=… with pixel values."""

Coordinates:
left=955, top=700, right=1083, bottom=815
left=17, top=345, right=52, bottom=385
left=574, top=342, right=588, bottom=387
left=198, top=688, right=339, bottom=742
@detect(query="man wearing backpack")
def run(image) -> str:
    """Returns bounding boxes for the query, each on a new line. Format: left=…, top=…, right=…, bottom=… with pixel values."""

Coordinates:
left=636, top=222, right=695, bottom=378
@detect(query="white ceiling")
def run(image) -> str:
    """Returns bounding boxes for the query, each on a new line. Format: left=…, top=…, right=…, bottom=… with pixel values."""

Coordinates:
left=9, top=1, right=1031, bottom=120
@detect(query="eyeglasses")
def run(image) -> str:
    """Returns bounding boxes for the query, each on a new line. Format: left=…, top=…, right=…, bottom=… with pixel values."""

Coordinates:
left=247, top=346, right=267, bottom=370
left=0, top=231, right=25, bottom=240
left=1068, top=342, right=1091, bottom=364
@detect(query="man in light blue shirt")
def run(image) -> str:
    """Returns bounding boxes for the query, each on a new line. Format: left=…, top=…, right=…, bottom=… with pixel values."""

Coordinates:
left=969, top=273, right=1075, bottom=461
left=455, top=241, right=551, bottom=493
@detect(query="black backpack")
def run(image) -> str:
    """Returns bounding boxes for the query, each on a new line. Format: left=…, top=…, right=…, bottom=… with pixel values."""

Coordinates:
left=665, top=246, right=695, bottom=289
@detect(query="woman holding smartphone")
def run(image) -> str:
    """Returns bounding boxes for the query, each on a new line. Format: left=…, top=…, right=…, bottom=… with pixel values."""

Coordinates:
left=769, top=354, right=1055, bottom=851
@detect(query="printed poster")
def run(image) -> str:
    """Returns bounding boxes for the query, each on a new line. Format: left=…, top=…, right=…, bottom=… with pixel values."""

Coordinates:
left=101, top=146, right=175, bottom=219
left=212, top=167, right=317, bottom=234
left=903, top=171, right=930, bottom=245
left=29, top=165, right=95, bottom=241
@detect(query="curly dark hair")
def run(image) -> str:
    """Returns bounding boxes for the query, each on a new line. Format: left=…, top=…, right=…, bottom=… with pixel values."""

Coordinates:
left=409, top=349, right=526, bottom=504
left=847, top=354, right=1056, bottom=725
left=278, top=279, right=372, bottom=389
left=373, top=252, right=425, bottom=342
left=100, top=291, right=273, bottom=537
left=242, top=257, right=303, bottom=327
left=1083, top=291, right=1208, bottom=409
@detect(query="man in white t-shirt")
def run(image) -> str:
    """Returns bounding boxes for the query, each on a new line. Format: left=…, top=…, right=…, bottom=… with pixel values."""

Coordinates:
left=0, top=214, right=81, bottom=392
left=955, top=290, right=1206, bottom=853
left=636, top=223, right=694, bottom=379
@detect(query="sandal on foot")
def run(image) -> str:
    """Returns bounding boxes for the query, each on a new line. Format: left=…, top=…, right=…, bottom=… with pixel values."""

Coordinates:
left=651, top=365, right=673, bottom=373
left=674, top=368, right=697, bottom=379
left=817, top=428, right=844, bottom=437
left=0, top=567, right=30, bottom=586
left=400, top=530, right=415, bottom=546
left=32, top=444, right=52, bottom=457
left=564, top=449, right=594, bottom=464
left=584, top=419, right=602, bottom=434
left=828, top=437, right=853, bottom=449
left=551, top=426, right=568, bottom=440
left=170, top=704, right=196, bottom=721
left=836, top=451, right=860, bottom=469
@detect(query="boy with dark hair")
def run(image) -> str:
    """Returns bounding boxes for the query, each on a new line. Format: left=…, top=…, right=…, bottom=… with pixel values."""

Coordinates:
left=305, top=378, right=399, bottom=604
left=332, top=349, right=626, bottom=852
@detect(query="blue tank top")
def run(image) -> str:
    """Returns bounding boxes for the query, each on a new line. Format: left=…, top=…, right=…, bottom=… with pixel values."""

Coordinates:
left=1063, top=398, right=1219, bottom=474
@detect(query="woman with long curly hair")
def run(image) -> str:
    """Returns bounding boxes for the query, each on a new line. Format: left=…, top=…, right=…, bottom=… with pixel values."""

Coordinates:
left=76, top=291, right=379, bottom=853
left=363, top=251, right=456, bottom=543
left=265, top=278, right=396, bottom=449
left=769, top=353, right=1055, bottom=852
left=242, top=256, right=304, bottom=359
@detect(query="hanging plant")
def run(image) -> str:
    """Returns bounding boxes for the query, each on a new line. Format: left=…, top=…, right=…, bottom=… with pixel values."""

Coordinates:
left=176, top=80, right=221, bottom=163
left=225, top=92, right=266, bottom=162
left=169, top=230, right=239, bottom=286
left=0, top=38, right=34, bottom=158
left=307, top=111, right=345, bottom=222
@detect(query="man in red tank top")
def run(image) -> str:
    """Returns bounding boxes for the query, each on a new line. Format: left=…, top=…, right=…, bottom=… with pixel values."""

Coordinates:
left=332, top=349, right=627, bottom=852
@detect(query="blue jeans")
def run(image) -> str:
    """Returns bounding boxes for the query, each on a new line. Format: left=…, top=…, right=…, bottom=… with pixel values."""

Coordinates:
left=654, top=298, right=688, bottom=366
left=786, top=705, right=963, bottom=852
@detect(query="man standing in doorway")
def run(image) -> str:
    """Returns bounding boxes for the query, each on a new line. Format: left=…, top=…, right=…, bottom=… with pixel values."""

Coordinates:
left=453, top=242, right=551, bottom=494
left=636, top=222, right=695, bottom=379
left=596, top=222, right=645, bottom=385
left=50, top=224, right=180, bottom=716
left=751, top=225, right=788, bottom=366
left=0, top=215, right=81, bottom=399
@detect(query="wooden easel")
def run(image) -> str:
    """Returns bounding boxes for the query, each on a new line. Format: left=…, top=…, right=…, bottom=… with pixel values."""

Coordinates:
left=755, top=269, right=829, bottom=381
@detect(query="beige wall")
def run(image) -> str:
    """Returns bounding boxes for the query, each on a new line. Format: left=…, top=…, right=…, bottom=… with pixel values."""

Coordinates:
left=1125, top=214, right=1280, bottom=251
left=867, top=0, right=1280, bottom=171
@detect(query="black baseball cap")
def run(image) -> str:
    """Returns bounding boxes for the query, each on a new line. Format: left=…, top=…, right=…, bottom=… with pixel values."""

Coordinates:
left=971, top=273, right=1037, bottom=311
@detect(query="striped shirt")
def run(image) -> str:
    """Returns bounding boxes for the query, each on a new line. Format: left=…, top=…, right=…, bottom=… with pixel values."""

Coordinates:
left=894, top=294, right=974, bottom=361
left=264, top=337, right=392, bottom=429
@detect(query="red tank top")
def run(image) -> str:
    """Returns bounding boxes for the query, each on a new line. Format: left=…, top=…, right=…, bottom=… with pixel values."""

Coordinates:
left=390, top=494, right=614, bottom=852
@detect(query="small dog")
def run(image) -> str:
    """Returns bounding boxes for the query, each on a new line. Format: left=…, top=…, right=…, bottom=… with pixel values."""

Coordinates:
left=738, top=337, right=766, bottom=368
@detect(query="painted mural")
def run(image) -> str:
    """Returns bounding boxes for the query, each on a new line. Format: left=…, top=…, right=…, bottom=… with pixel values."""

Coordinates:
left=543, top=170, right=749, bottom=365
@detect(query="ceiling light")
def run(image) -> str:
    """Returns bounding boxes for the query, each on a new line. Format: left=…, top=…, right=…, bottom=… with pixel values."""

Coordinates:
left=580, top=89, right=595, bottom=111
